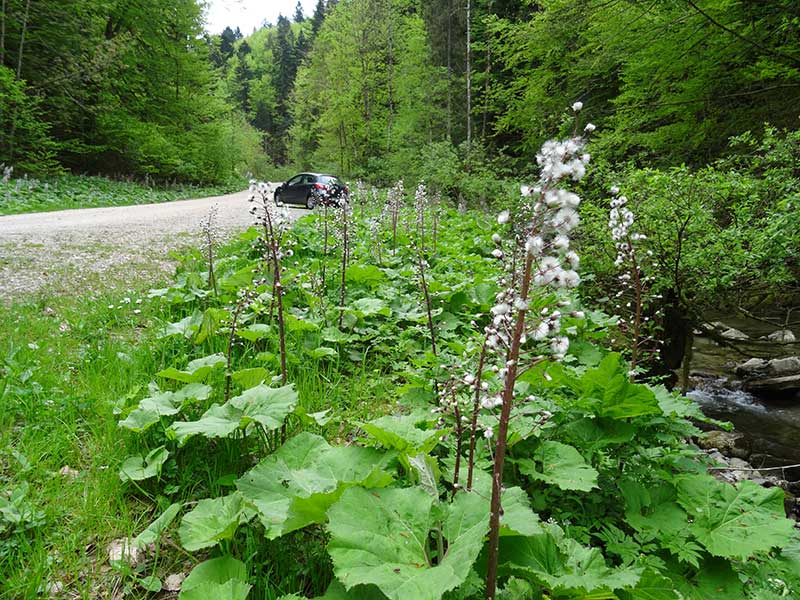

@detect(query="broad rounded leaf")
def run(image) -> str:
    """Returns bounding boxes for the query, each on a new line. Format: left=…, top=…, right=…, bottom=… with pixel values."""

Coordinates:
left=499, top=526, right=642, bottom=594
left=518, top=441, right=598, bottom=491
left=352, top=298, right=391, bottom=317
left=134, top=502, right=182, bottom=548
left=119, top=447, right=169, bottom=482
left=158, top=353, right=226, bottom=383
left=169, top=384, right=297, bottom=445
left=179, top=494, right=247, bottom=552
left=676, top=474, right=794, bottom=559
left=580, top=353, right=660, bottom=419
left=119, top=384, right=211, bottom=432
left=236, top=323, right=272, bottom=342
left=180, top=556, right=251, bottom=600
left=231, top=367, right=270, bottom=390
left=619, top=569, right=680, bottom=600
left=360, top=414, right=441, bottom=456
left=327, top=487, right=488, bottom=600
left=237, top=433, right=394, bottom=539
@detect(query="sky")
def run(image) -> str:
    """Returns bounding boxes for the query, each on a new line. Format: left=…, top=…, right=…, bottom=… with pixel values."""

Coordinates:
left=204, top=0, right=318, bottom=35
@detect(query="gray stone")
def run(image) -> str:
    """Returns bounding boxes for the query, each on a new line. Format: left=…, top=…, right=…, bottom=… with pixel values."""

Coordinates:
left=768, top=329, right=796, bottom=343
left=735, top=358, right=769, bottom=377
left=697, top=430, right=751, bottom=459
left=721, top=327, right=749, bottom=340
left=745, top=374, right=800, bottom=392
left=768, top=356, right=800, bottom=377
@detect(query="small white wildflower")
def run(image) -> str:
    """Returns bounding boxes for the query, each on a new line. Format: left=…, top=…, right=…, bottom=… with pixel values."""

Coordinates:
left=532, top=321, right=549, bottom=340
left=491, top=303, right=510, bottom=316
left=497, top=210, right=510, bottom=224
left=584, top=123, right=596, bottom=133
left=551, top=337, right=569, bottom=355
left=520, top=185, right=532, bottom=196
left=483, top=427, right=494, bottom=440
left=572, top=101, right=583, bottom=112
left=526, top=236, right=544, bottom=256
left=491, top=233, right=502, bottom=244
left=491, top=248, right=504, bottom=259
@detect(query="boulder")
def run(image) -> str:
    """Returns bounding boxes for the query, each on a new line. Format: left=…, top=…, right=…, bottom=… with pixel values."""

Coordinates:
left=744, top=374, right=800, bottom=393
left=697, top=430, right=751, bottom=460
left=768, top=356, right=800, bottom=377
left=768, top=329, right=796, bottom=343
left=735, top=358, right=769, bottom=377
left=721, top=327, right=749, bottom=340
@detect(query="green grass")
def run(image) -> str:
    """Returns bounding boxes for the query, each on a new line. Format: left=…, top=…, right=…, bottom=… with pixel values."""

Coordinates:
left=0, top=173, right=246, bottom=216
left=0, top=284, right=182, bottom=597
left=0, top=230, right=402, bottom=598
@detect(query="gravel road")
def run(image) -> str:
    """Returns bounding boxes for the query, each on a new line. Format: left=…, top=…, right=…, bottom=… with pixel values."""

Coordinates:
left=0, top=189, right=306, bottom=301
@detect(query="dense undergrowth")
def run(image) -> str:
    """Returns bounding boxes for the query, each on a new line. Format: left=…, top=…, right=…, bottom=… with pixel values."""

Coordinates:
left=0, top=172, right=246, bottom=216
left=2, top=126, right=799, bottom=599
left=4, top=173, right=797, bottom=599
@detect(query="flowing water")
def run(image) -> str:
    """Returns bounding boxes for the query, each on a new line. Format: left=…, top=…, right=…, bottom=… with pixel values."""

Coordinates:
left=687, top=314, right=800, bottom=469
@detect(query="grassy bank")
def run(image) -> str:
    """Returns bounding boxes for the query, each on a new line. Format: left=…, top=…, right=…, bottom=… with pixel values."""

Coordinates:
left=2, top=187, right=798, bottom=600
left=0, top=174, right=245, bottom=216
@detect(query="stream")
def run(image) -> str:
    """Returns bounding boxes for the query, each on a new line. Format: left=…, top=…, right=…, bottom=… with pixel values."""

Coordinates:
left=686, top=314, right=800, bottom=471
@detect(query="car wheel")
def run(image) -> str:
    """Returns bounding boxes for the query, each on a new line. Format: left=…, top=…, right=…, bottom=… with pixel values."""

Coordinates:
left=274, top=191, right=282, bottom=206
left=305, top=194, right=317, bottom=209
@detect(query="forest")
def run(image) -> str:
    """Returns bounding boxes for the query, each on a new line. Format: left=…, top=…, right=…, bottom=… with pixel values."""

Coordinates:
left=1, top=0, right=800, bottom=599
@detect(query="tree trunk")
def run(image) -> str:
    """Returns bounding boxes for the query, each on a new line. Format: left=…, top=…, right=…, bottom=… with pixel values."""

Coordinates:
left=446, top=0, right=452, bottom=141
left=16, top=0, right=31, bottom=79
left=465, top=0, right=471, bottom=153
left=1, top=0, right=6, bottom=67
left=386, top=0, right=394, bottom=153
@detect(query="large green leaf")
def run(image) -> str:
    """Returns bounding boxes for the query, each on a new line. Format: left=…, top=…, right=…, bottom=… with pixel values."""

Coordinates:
left=498, top=526, right=642, bottom=595
left=160, top=310, right=203, bottom=339
left=119, top=446, right=169, bottom=482
left=231, top=367, right=270, bottom=389
left=236, top=323, right=272, bottom=342
left=180, top=556, right=251, bottom=600
left=118, top=384, right=211, bottom=432
left=669, top=557, right=744, bottom=599
left=169, top=403, right=240, bottom=444
left=517, top=441, right=598, bottom=491
left=580, top=353, right=661, bottom=419
left=169, top=384, right=298, bottom=445
left=346, top=264, right=387, bottom=288
left=352, top=298, right=391, bottom=317
left=360, top=414, right=442, bottom=456
left=316, top=580, right=388, bottom=599
left=237, top=433, right=395, bottom=539
left=676, top=474, right=794, bottom=559
left=619, top=569, right=680, bottom=600
left=157, top=353, right=226, bottom=383
left=327, top=487, right=488, bottom=600
left=178, top=494, right=248, bottom=552
left=134, top=502, right=182, bottom=548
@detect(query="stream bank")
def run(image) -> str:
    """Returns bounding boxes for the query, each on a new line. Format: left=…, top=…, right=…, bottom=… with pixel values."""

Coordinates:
left=686, top=313, right=800, bottom=482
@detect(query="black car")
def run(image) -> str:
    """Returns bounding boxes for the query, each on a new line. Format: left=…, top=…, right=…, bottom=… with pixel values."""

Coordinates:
left=273, top=173, right=349, bottom=209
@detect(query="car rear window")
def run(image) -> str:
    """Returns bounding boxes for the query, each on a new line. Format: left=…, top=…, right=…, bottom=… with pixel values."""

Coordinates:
left=319, top=176, right=344, bottom=187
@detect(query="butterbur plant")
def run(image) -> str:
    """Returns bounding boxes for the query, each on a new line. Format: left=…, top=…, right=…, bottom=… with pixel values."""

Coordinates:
left=335, top=200, right=354, bottom=328
left=223, top=288, right=257, bottom=402
left=248, top=181, right=290, bottom=384
left=415, top=181, right=428, bottom=253
left=385, top=179, right=404, bottom=254
left=608, top=187, right=656, bottom=380
left=200, top=204, right=219, bottom=297
left=482, top=110, right=593, bottom=599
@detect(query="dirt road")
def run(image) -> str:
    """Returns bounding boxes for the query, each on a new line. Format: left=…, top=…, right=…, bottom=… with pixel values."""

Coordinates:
left=0, top=189, right=305, bottom=301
